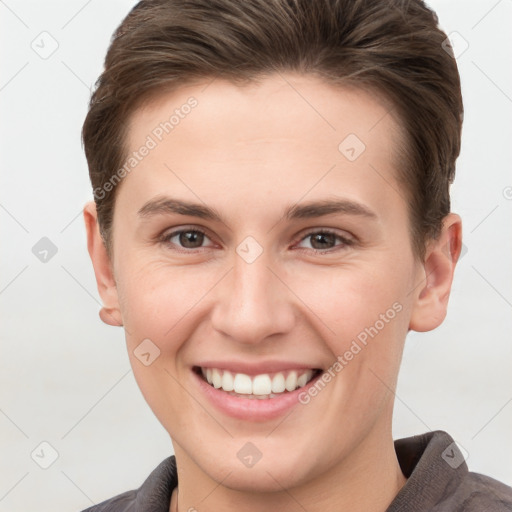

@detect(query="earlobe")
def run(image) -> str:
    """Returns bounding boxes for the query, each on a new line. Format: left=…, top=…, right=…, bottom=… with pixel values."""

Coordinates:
left=83, top=201, right=123, bottom=327
left=99, top=306, right=123, bottom=327
left=409, top=213, right=462, bottom=332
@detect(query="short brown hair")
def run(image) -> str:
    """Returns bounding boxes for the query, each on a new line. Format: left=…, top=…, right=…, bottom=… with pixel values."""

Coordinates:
left=82, top=0, right=463, bottom=259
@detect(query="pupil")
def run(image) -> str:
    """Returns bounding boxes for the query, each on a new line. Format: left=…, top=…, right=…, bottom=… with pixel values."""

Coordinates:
left=180, top=231, right=204, bottom=248
left=311, top=233, right=334, bottom=249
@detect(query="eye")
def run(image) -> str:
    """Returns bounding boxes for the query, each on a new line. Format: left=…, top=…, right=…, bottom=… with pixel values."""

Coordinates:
left=159, top=227, right=214, bottom=250
left=295, top=229, right=354, bottom=252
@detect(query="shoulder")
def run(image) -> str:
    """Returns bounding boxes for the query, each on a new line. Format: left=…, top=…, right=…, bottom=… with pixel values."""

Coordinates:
left=441, top=471, right=512, bottom=511
left=79, top=455, right=177, bottom=512
left=389, top=430, right=512, bottom=512
left=81, top=490, right=138, bottom=512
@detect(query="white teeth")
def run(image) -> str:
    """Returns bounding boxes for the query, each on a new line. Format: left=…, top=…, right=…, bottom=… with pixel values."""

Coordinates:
left=233, top=373, right=252, bottom=394
left=297, top=372, right=309, bottom=388
left=200, top=367, right=316, bottom=397
left=211, top=368, right=222, bottom=388
left=252, top=374, right=272, bottom=395
left=271, top=373, right=286, bottom=393
left=221, top=370, right=234, bottom=391
left=285, top=370, right=298, bottom=392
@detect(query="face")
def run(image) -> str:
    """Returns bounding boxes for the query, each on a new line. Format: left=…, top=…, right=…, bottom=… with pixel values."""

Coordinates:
left=87, top=73, right=458, bottom=493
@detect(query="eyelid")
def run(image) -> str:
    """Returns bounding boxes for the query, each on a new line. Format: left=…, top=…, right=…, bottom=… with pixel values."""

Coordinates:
left=293, top=227, right=355, bottom=248
left=158, top=225, right=216, bottom=249
left=158, top=225, right=355, bottom=253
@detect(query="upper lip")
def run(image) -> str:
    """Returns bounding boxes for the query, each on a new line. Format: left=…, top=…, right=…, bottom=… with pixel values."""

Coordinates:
left=194, top=360, right=323, bottom=376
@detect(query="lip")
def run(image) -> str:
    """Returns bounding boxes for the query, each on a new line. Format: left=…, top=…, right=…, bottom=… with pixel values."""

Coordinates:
left=192, top=366, right=323, bottom=422
left=195, top=360, right=324, bottom=376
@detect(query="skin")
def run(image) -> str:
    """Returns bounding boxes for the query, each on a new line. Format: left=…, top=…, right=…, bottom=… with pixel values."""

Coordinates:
left=84, top=73, right=462, bottom=512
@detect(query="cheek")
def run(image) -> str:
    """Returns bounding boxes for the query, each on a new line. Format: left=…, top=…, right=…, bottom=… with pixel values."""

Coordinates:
left=290, top=261, right=412, bottom=369
left=116, top=259, right=221, bottom=349
left=115, top=262, right=206, bottom=430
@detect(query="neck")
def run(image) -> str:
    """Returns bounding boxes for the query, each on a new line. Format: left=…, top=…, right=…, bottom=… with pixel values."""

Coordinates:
left=170, top=425, right=407, bottom=512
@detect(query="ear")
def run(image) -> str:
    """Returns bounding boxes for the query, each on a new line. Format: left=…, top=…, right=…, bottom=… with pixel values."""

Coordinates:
left=83, top=201, right=123, bottom=327
left=409, top=213, right=463, bottom=332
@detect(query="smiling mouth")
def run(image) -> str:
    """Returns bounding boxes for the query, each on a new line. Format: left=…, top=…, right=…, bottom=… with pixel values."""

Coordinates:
left=193, top=366, right=323, bottom=399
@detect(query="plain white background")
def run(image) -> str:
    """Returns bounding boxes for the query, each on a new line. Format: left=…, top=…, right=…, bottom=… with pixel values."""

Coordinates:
left=0, top=1, right=511, bottom=510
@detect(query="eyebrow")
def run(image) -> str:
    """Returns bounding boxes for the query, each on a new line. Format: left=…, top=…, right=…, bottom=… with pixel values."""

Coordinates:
left=137, top=196, right=377, bottom=223
left=285, top=198, right=377, bottom=220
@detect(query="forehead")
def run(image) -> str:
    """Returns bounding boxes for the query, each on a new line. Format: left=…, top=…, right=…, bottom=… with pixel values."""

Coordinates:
left=128, top=73, right=399, bottom=153
left=121, top=74, right=406, bottom=221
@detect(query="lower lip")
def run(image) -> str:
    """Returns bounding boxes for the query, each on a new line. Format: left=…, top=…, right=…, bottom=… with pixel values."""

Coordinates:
left=192, top=368, right=323, bottom=422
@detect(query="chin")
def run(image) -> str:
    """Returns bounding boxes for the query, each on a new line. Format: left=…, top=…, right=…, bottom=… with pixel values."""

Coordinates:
left=221, top=465, right=308, bottom=494
left=196, top=447, right=317, bottom=494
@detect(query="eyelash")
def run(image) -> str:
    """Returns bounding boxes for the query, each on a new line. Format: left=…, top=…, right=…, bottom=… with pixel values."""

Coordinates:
left=158, top=227, right=355, bottom=254
left=295, top=229, right=355, bottom=253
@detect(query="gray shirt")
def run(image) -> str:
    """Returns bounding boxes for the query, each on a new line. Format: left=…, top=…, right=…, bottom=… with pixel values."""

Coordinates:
left=82, top=430, right=512, bottom=511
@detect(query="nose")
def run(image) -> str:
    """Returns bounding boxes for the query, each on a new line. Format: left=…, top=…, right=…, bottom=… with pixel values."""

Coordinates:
left=210, top=249, right=295, bottom=345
